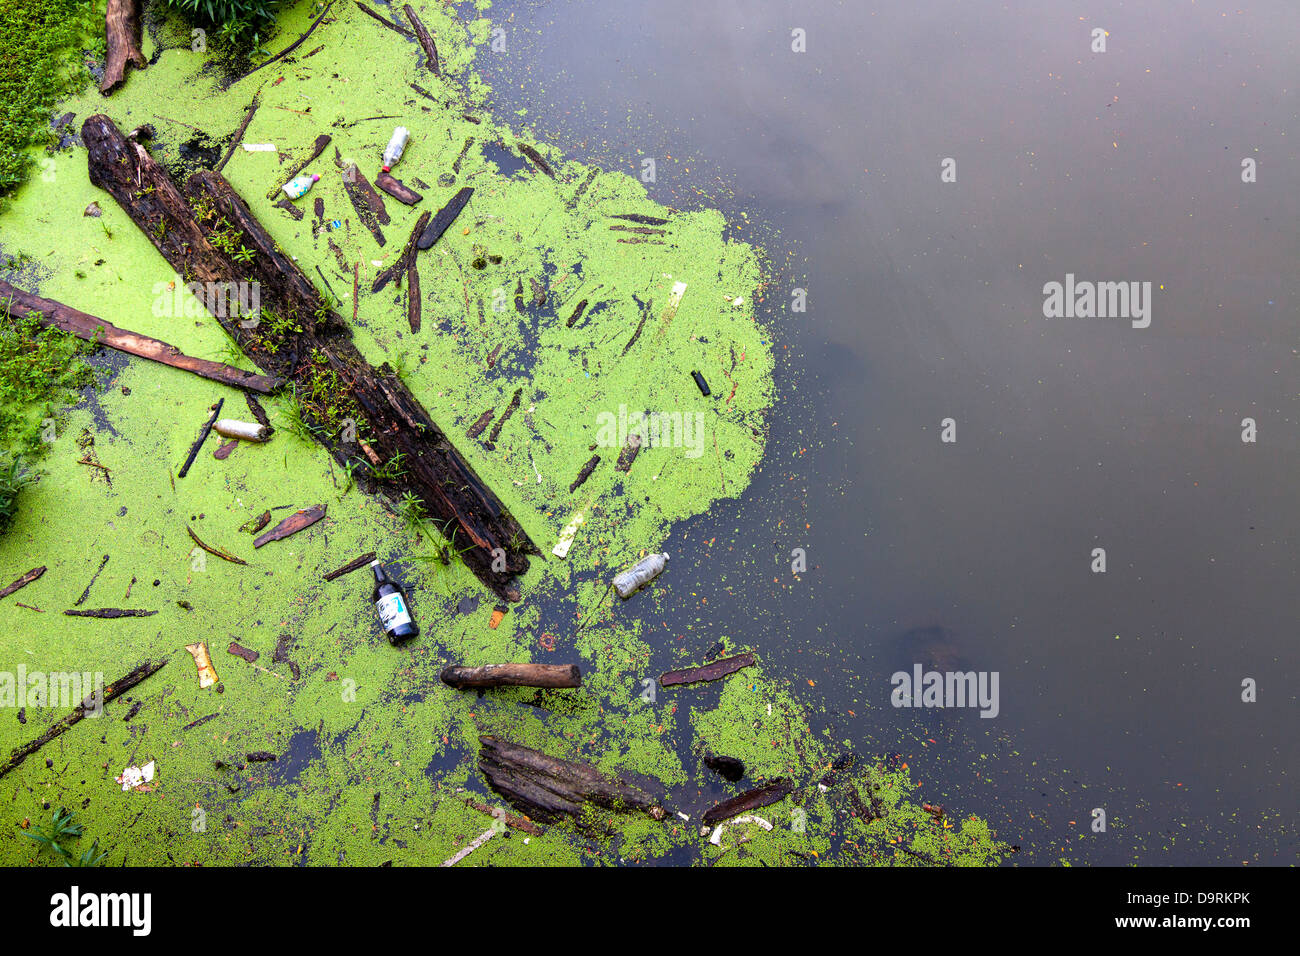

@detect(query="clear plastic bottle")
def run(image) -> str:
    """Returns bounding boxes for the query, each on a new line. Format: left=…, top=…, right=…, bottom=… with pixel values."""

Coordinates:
left=371, top=560, right=418, bottom=643
left=282, top=173, right=320, bottom=200
left=613, top=553, right=669, bottom=599
left=382, top=127, right=410, bottom=172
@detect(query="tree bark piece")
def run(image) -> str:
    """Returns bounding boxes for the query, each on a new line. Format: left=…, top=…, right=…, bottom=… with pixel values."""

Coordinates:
left=441, top=663, right=582, bottom=690
left=403, top=4, right=441, bottom=76
left=342, top=165, right=389, bottom=246
left=83, top=114, right=537, bottom=601
left=406, top=254, right=421, bottom=332
left=701, top=778, right=795, bottom=826
left=101, top=0, right=146, bottom=94
left=516, top=143, right=556, bottom=178
left=569, top=455, right=599, bottom=493
left=0, top=282, right=282, bottom=394
left=0, top=658, right=168, bottom=779
left=477, top=735, right=664, bottom=827
left=660, top=652, right=755, bottom=688
left=253, top=504, right=326, bottom=548
left=0, top=567, right=45, bottom=601
left=615, top=434, right=642, bottom=473
left=417, top=187, right=473, bottom=250
left=322, top=552, right=376, bottom=581
left=376, top=171, right=423, bottom=206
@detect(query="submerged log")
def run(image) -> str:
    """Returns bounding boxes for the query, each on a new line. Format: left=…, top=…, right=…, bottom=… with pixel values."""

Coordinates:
left=478, top=735, right=665, bottom=826
left=101, top=0, right=146, bottom=94
left=82, top=114, right=537, bottom=601
left=701, top=778, right=795, bottom=826
left=660, top=652, right=755, bottom=688
left=0, top=282, right=282, bottom=394
left=441, top=663, right=582, bottom=690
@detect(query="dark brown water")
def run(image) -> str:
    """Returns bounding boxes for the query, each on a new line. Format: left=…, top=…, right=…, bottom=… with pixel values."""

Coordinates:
left=472, top=0, right=1299, bottom=864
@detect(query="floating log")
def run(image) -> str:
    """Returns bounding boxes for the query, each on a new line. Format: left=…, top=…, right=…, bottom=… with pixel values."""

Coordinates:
left=517, top=142, right=556, bottom=178
left=484, top=387, right=521, bottom=448
left=407, top=253, right=421, bottom=332
left=614, top=434, right=642, bottom=473
left=477, top=735, right=665, bottom=826
left=417, top=187, right=473, bottom=250
left=441, top=663, right=582, bottom=690
left=610, top=213, right=670, bottom=226
left=253, top=504, right=326, bottom=548
left=322, top=551, right=376, bottom=581
left=0, top=282, right=282, bottom=394
left=403, top=4, right=440, bottom=76
left=83, top=114, right=537, bottom=601
left=0, top=658, right=169, bottom=779
left=660, top=652, right=755, bottom=688
left=268, top=134, right=332, bottom=200
left=565, top=298, right=588, bottom=328
left=100, top=0, right=146, bottom=94
left=240, top=510, right=271, bottom=534
left=465, top=408, right=494, bottom=439
left=701, top=777, right=795, bottom=826
left=376, top=171, right=424, bottom=206
left=0, top=566, right=45, bottom=601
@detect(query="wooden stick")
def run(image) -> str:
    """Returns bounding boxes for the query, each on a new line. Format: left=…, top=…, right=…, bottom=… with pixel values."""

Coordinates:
left=322, top=551, right=376, bottom=581
left=441, top=663, right=582, bottom=690
left=660, top=652, right=755, bottom=688
left=187, top=525, right=250, bottom=565
left=178, top=399, right=224, bottom=478
left=233, top=0, right=337, bottom=83
left=464, top=797, right=544, bottom=835
left=0, top=282, right=282, bottom=394
left=0, top=566, right=45, bottom=601
left=253, top=504, right=327, bottom=548
left=215, top=93, right=261, bottom=173
left=374, top=210, right=430, bottom=293
left=403, top=4, right=441, bottom=76
left=355, top=1, right=413, bottom=36
left=701, top=778, right=794, bottom=826
left=417, top=187, right=473, bottom=250
left=440, top=827, right=495, bottom=867
left=267, top=134, right=332, bottom=200
left=100, top=0, right=146, bottom=94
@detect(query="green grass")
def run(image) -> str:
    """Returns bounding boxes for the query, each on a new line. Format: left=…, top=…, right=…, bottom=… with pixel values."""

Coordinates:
left=0, top=0, right=102, bottom=201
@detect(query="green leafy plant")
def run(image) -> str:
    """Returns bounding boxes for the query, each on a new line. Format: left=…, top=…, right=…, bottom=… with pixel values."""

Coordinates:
left=0, top=454, right=36, bottom=532
left=159, top=0, right=282, bottom=53
left=21, top=807, right=106, bottom=865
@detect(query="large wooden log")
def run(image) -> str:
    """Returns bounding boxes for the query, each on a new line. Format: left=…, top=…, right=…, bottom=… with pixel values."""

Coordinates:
left=441, top=663, right=582, bottom=690
left=701, top=778, right=795, bottom=826
left=477, top=735, right=665, bottom=826
left=0, top=281, right=282, bottom=394
left=82, top=114, right=538, bottom=601
left=101, top=0, right=146, bottom=94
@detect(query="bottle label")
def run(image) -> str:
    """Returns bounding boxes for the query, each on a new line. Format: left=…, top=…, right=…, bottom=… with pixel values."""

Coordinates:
left=376, top=593, right=411, bottom=630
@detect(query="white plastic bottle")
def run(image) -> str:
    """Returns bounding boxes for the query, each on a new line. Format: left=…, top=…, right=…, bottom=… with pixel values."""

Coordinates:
left=382, top=127, right=410, bottom=172
left=613, top=553, right=668, bottom=599
left=282, top=173, right=320, bottom=200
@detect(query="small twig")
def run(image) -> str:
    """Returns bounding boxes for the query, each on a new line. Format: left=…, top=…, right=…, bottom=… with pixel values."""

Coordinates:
left=233, top=0, right=337, bottom=82
left=186, top=526, right=249, bottom=566
left=73, top=554, right=110, bottom=607
left=215, top=93, right=261, bottom=173
left=179, top=398, right=224, bottom=478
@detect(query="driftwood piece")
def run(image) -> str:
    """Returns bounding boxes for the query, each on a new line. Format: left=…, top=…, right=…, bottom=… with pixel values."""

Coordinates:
left=72, top=554, right=109, bottom=607
left=484, top=388, right=521, bottom=449
left=610, top=213, right=670, bottom=226
left=101, top=0, right=146, bottom=94
left=466, top=408, right=494, bottom=439
left=216, top=94, right=261, bottom=173
left=376, top=171, right=424, bottom=206
left=232, top=0, right=336, bottom=83
left=660, top=652, right=755, bottom=688
left=569, top=455, right=599, bottom=493
left=704, top=753, right=745, bottom=782
left=0, top=658, right=168, bottom=779
left=478, top=735, right=664, bottom=826
left=565, top=298, right=588, bottom=328
left=441, top=663, right=582, bottom=690
left=0, top=567, right=45, bottom=601
left=373, top=210, right=430, bottom=293
left=0, top=282, right=282, bottom=394
left=615, top=434, right=642, bottom=473
left=355, top=1, right=413, bottom=36
left=417, top=187, right=473, bottom=249
left=240, top=510, right=271, bottom=534
left=63, top=608, right=157, bottom=618
left=403, top=4, right=440, bottom=76
left=517, top=143, right=556, bottom=178
left=228, top=641, right=259, bottom=662
left=268, top=134, right=332, bottom=200
left=322, top=552, right=376, bottom=581
left=253, top=504, right=326, bottom=548
left=701, top=778, right=795, bottom=826
left=187, top=525, right=249, bottom=565
left=342, top=165, right=389, bottom=246
left=83, top=114, right=537, bottom=601
left=178, top=399, right=224, bottom=478
left=407, top=254, right=421, bottom=332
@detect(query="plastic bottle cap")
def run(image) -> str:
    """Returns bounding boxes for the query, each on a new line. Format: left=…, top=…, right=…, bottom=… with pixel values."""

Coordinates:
left=369, top=560, right=380, bottom=568
left=310, top=174, right=320, bottom=182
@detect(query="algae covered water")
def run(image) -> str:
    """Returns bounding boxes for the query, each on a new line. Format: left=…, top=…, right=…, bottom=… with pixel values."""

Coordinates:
left=0, top=0, right=1294, bottom=871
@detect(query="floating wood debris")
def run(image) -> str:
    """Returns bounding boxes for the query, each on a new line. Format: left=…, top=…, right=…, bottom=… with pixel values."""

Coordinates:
left=63, top=608, right=157, bottom=619
left=240, top=510, right=272, bottom=534
left=0, top=567, right=45, bottom=601
left=341, top=164, right=390, bottom=246
left=0, top=658, right=169, bottom=779
left=477, top=735, right=665, bottom=826
left=101, top=0, right=146, bottom=94
left=227, top=641, right=259, bottom=662
left=484, top=387, right=522, bottom=449
left=253, top=504, right=326, bottom=548
left=373, top=210, right=430, bottom=293
left=185, top=642, right=219, bottom=688
left=701, top=777, right=795, bottom=826
left=704, top=753, right=746, bottom=782
left=73, top=554, right=110, bottom=607
left=178, top=399, right=224, bottom=478
left=660, top=652, right=755, bottom=688
left=322, top=552, right=377, bottom=581
left=441, top=663, right=582, bottom=690
left=232, top=0, right=336, bottom=82
left=215, top=93, right=261, bottom=173
left=517, top=142, right=556, bottom=178
left=187, top=525, right=249, bottom=565
left=465, top=408, right=494, bottom=439
left=565, top=298, right=588, bottom=328
left=609, top=212, right=670, bottom=226
left=403, top=4, right=441, bottom=76
left=266, top=134, right=332, bottom=200
left=569, top=455, right=600, bottom=493
left=0, top=282, right=281, bottom=394
left=417, top=187, right=474, bottom=250
left=464, top=797, right=544, bottom=836
left=615, top=434, right=642, bottom=473
left=375, top=171, right=424, bottom=206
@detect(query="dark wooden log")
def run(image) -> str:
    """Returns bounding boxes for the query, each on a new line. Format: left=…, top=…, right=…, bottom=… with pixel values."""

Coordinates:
left=407, top=253, right=421, bottom=332
left=484, top=387, right=521, bottom=449
left=63, top=608, right=157, bottom=618
left=101, top=0, right=146, bottom=94
left=610, top=213, right=670, bottom=226
left=322, top=551, right=376, bottom=581
left=466, top=408, right=493, bottom=438
left=341, top=164, right=389, bottom=246
left=0, top=658, right=168, bottom=778
left=417, top=187, right=473, bottom=250
left=253, top=504, right=326, bottom=548
left=83, top=114, right=537, bottom=601
left=704, top=753, right=745, bottom=782
left=660, top=652, right=755, bottom=688
left=403, top=4, right=440, bottom=76
left=565, top=298, right=588, bottom=328
left=441, top=663, right=582, bottom=690
left=477, top=735, right=664, bottom=826
left=701, top=777, right=795, bottom=826
left=614, top=434, right=642, bottom=473
left=267, top=134, right=332, bottom=200
left=0, top=567, right=45, bottom=601
left=0, top=281, right=282, bottom=394
left=376, top=171, right=423, bottom=206
left=464, top=797, right=543, bottom=835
